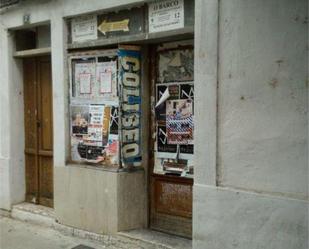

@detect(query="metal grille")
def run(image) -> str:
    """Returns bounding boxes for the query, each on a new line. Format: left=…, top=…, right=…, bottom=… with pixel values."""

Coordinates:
left=0, top=0, right=20, bottom=8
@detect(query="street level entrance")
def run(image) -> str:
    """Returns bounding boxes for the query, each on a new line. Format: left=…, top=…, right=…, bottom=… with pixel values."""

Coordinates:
left=149, top=40, right=194, bottom=238
left=23, top=56, right=53, bottom=208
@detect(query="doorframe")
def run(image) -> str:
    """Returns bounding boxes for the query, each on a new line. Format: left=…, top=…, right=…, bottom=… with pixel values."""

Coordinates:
left=14, top=49, right=53, bottom=208
left=147, top=41, right=194, bottom=238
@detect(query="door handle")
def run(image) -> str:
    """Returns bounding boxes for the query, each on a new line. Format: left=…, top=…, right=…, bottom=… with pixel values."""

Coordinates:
left=36, top=120, right=41, bottom=128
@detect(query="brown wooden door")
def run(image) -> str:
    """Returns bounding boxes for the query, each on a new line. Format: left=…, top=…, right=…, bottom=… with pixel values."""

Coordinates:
left=149, top=41, right=194, bottom=238
left=24, top=56, right=53, bottom=208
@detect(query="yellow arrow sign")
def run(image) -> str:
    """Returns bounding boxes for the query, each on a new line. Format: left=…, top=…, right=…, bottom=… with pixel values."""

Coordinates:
left=98, top=19, right=130, bottom=35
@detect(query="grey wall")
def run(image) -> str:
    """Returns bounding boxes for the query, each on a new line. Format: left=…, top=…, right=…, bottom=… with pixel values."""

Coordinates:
left=194, top=0, right=308, bottom=248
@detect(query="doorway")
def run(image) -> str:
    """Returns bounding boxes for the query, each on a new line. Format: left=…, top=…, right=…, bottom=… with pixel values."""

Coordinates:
left=23, top=56, right=53, bottom=208
left=149, top=40, right=194, bottom=238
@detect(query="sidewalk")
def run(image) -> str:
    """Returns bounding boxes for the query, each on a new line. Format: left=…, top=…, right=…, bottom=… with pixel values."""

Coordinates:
left=0, top=216, right=154, bottom=249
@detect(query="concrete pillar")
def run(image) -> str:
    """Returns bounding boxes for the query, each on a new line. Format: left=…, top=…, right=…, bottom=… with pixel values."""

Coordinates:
left=194, top=0, right=218, bottom=187
left=0, top=23, right=12, bottom=210
left=51, top=16, right=69, bottom=167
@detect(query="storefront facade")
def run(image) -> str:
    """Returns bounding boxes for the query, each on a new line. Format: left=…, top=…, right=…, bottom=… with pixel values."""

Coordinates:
left=0, top=0, right=308, bottom=249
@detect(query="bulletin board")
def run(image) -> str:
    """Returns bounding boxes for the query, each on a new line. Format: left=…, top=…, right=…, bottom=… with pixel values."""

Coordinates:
left=68, top=48, right=142, bottom=169
left=68, top=49, right=120, bottom=168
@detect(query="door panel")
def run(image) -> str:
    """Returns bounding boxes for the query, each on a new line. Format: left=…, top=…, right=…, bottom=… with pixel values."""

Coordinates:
left=154, top=177, right=192, bottom=218
left=24, top=58, right=37, bottom=150
left=25, top=154, right=38, bottom=203
left=24, top=58, right=39, bottom=204
left=24, top=56, right=53, bottom=208
left=38, top=156, right=53, bottom=207
left=38, top=57, right=53, bottom=151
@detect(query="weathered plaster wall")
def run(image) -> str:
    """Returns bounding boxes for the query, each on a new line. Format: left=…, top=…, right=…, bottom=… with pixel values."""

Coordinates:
left=0, top=24, right=25, bottom=210
left=0, top=22, right=12, bottom=210
left=218, top=0, right=308, bottom=199
left=194, top=186, right=308, bottom=249
left=194, top=0, right=308, bottom=248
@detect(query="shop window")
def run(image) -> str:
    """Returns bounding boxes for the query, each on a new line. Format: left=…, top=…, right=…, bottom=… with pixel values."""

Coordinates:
left=68, top=47, right=142, bottom=169
left=153, top=40, right=194, bottom=178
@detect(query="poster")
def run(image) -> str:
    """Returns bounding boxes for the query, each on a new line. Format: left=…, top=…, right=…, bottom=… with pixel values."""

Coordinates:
left=105, top=134, right=119, bottom=165
left=102, top=106, right=111, bottom=145
left=71, top=15, right=98, bottom=43
left=149, top=0, right=184, bottom=33
left=74, top=63, right=95, bottom=98
left=166, top=99, right=193, bottom=144
left=85, top=105, right=104, bottom=146
left=71, top=105, right=89, bottom=135
left=79, top=73, right=91, bottom=94
left=109, top=107, right=119, bottom=134
left=70, top=104, right=119, bottom=165
left=156, top=84, right=180, bottom=121
left=100, top=72, right=112, bottom=93
left=96, top=61, right=117, bottom=99
left=118, top=46, right=142, bottom=167
left=157, top=48, right=194, bottom=83
left=157, top=125, right=177, bottom=154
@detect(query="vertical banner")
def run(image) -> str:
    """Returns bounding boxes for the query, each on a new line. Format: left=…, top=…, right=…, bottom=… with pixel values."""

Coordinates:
left=118, top=46, right=142, bottom=167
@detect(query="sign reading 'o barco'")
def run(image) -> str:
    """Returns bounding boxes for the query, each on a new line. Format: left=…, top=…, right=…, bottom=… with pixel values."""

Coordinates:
left=149, top=0, right=184, bottom=33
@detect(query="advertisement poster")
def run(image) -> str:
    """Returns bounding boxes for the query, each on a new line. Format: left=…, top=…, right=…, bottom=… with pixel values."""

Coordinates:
left=156, top=84, right=180, bottom=121
left=149, top=0, right=184, bottom=33
left=118, top=46, right=141, bottom=167
left=166, top=99, right=193, bottom=145
left=71, top=15, right=98, bottom=43
left=71, top=105, right=89, bottom=135
left=157, top=48, right=194, bottom=83
left=79, top=73, right=91, bottom=94
left=96, top=61, right=117, bottom=99
left=105, top=134, right=119, bottom=165
left=70, top=104, right=119, bottom=165
left=74, top=63, right=95, bottom=98
left=85, top=105, right=104, bottom=146
left=157, top=125, right=177, bottom=154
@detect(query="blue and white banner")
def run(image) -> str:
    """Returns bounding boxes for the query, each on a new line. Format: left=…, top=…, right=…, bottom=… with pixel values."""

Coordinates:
left=118, top=46, right=142, bottom=167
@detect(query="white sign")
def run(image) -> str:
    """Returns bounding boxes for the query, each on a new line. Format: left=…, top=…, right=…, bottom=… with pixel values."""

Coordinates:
left=72, top=15, right=98, bottom=43
left=96, top=61, right=117, bottom=98
left=149, top=0, right=184, bottom=33
left=79, top=73, right=91, bottom=94
left=100, top=72, right=112, bottom=93
left=87, top=105, right=105, bottom=146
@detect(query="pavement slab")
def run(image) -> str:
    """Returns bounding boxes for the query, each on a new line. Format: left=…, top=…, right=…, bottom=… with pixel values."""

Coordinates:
left=0, top=217, right=154, bottom=249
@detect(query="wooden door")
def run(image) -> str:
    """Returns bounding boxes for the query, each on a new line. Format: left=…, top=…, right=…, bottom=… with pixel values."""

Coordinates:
left=24, top=56, right=53, bottom=208
left=149, top=41, right=194, bottom=238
